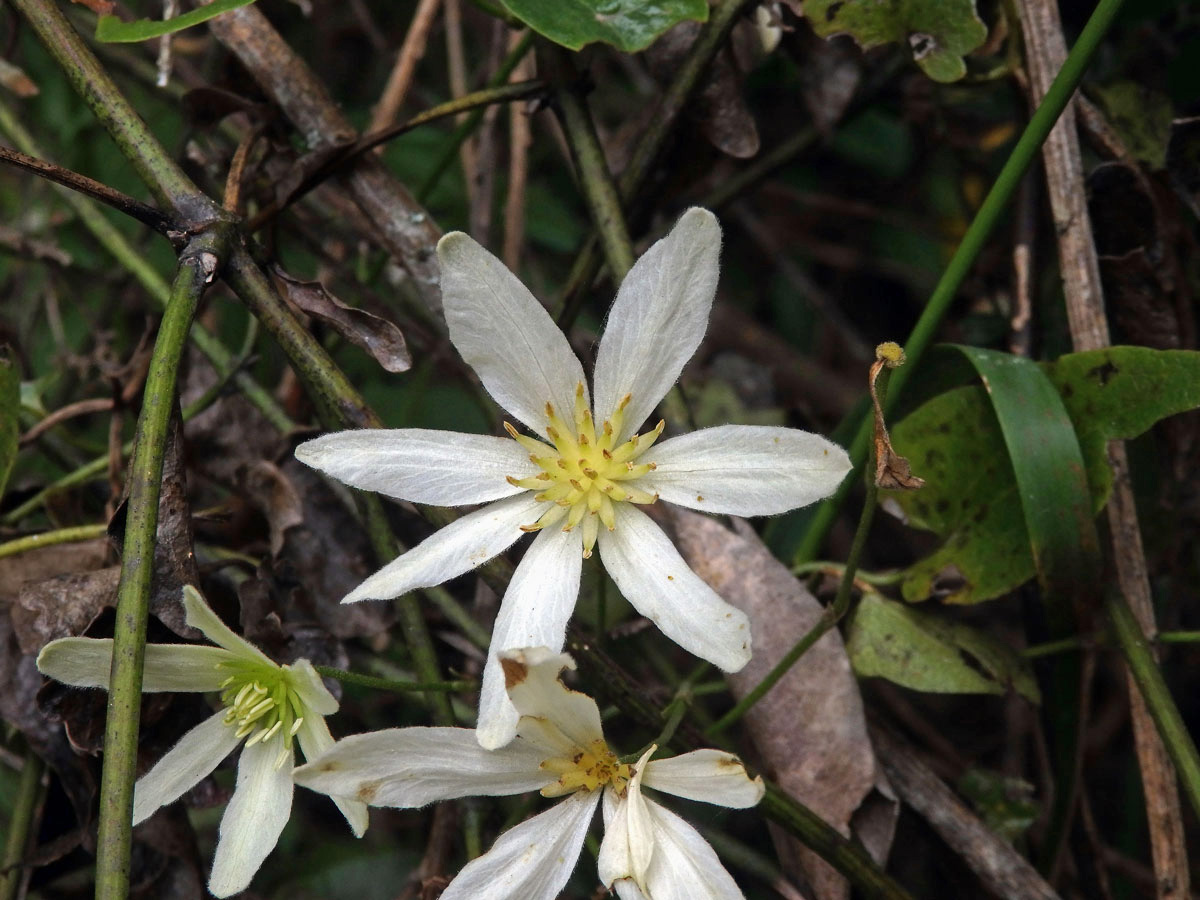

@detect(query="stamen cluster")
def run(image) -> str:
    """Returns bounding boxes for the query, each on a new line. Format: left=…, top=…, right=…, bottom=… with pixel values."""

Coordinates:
left=219, top=662, right=306, bottom=769
left=540, top=737, right=634, bottom=798
left=506, top=383, right=662, bottom=557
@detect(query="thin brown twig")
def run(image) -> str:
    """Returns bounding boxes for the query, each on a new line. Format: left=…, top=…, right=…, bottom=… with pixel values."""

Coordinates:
left=1016, top=2, right=1190, bottom=897
left=443, top=0, right=478, bottom=210
left=369, top=0, right=443, bottom=137
left=0, top=145, right=174, bottom=236
left=19, top=397, right=113, bottom=445
left=502, top=30, right=532, bottom=271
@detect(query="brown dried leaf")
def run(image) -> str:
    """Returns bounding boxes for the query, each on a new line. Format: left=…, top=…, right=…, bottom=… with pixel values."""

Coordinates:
left=70, top=0, right=115, bottom=14
left=241, top=459, right=305, bottom=557
left=791, top=26, right=862, bottom=135
left=871, top=346, right=924, bottom=491
left=273, top=267, right=412, bottom=373
left=0, top=538, right=110, bottom=605
left=669, top=509, right=896, bottom=900
left=0, top=58, right=38, bottom=98
left=12, top=566, right=120, bottom=656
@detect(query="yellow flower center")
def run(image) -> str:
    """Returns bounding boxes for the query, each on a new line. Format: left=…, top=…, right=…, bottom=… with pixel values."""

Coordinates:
left=218, top=661, right=306, bottom=769
left=539, top=738, right=635, bottom=798
left=505, top=383, right=662, bottom=558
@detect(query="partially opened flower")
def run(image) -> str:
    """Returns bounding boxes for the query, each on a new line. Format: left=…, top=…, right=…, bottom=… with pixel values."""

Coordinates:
left=295, top=207, right=851, bottom=747
left=294, top=647, right=763, bottom=900
left=36, top=585, right=367, bottom=898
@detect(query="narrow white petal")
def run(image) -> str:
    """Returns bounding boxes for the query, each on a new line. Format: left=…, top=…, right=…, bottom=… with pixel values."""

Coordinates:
left=475, top=527, right=584, bottom=750
left=440, top=789, right=600, bottom=900
left=39, top=638, right=236, bottom=693
left=295, top=429, right=534, bottom=506
left=182, top=585, right=273, bottom=665
left=598, top=505, right=750, bottom=672
left=613, top=796, right=746, bottom=900
left=295, top=715, right=368, bottom=837
left=639, top=425, right=851, bottom=516
left=343, top=494, right=543, bottom=603
left=643, top=750, right=764, bottom=809
left=439, top=231, right=586, bottom=433
left=293, top=727, right=549, bottom=807
left=36, top=637, right=114, bottom=689
left=598, top=747, right=656, bottom=889
left=593, top=208, right=721, bottom=438
left=285, top=658, right=338, bottom=716
left=502, top=647, right=604, bottom=756
left=132, top=712, right=241, bottom=825
left=207, top=738, right=293, bottom=898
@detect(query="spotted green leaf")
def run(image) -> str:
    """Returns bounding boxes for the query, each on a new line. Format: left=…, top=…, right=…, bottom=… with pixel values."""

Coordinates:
left=95, top=0, right=256, bottom=43
left=498, top=0, right=708, bottom=52
left=803, top=0, right=987, bottom=82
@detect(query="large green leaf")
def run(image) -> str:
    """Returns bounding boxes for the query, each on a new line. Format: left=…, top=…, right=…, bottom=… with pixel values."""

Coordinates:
left=887, top=347, right=1200, bottom=604
left=498, top=0, right=708, bottom=52
left=95, top=0, right=256, bottom=43
left=0, top=352, right=16, bottom=500
left=803, top=0, right=987, bottom=83
left=846, top=593, right=1040, bottom=701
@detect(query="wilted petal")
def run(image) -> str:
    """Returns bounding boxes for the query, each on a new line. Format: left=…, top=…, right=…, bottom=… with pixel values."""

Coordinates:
left=439, top=231, right=586, bottom=434
left=598, top=504, right=750, bottom=672
left=343, top=493, right=543, bottom=603
left=207, top=738, right=293, bottom=898
left=592, top=208, right=721, bottom=437
left=640, top=425, right=851, bottom=516
left=295, top=429, right=534, bottom=507
left=602, top=789, right=746, bottom=900
left=643, top=750, right=764, bottom=808
left=503, top=647, right=605, bottom=754
left=293, top=727, right=549, bottom=807
left=440, top=789, right=600, bottom=900
left=132, top=712, right=241, bottom=825
left=476, top=527, right=583, bottom=749
left=182, top=585, right=273, bottom=665
left=295, top=715, right=368, bottom=837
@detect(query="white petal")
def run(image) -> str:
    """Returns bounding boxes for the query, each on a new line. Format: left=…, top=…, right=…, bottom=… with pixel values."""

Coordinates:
left=440, top=789, right=600, bottom=900
left=292, top=727, right=549, bottom=806
left=38, top=638, right=237, bottom=693
left=182, top=585, right=273, bottom=665
left=285, top=658, right=338, bottom=716
left=132, top=712, right=241, bottom=825
left=295, top=429, right=534, bottom=506
left=439, top=231, right=586, bottom=434
left=207, top=738, right=293, bottom=898
left=598, top=747, right=656, bottom=889
left=639, top=425, right=851, bottom=516
left=343, top=493, right=543, bottom=603
left=502, top=647, right=604, bottom=756
left=611, top=796, right=746, bottom=900
left=598, top=505, right=750, bottom=672
left=592, top=208, right=721, bottom=438
left=36, top=637, right=116, bottom=689
left=643, top=750, right=764, bottom=808
left=295, top=715, right=368, bottom=837
left=475, top=527, right=584, bottom=750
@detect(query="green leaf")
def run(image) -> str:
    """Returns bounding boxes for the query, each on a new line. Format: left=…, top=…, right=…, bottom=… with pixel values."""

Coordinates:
left=95, top=0, right=256, bottom=43
left=886, top=347, right=1200, bottom=604
left=1089, top=81, right=1172, bottom=170
left=846, top=593, right=1040, bottom=701
left=0, top=352, right=16, bottom=500
left=497, top=0, right=708, bottom=52
left=957, top=769, right=1039, bottom=842
left=803, top=0, right=987, bottom=83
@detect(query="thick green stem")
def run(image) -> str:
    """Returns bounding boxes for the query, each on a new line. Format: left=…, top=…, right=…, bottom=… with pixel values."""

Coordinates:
left=543, top=44, right=634, bottom=282
left=1106, top=592, right=1200, bottom=819
left=96, top=232, right=226, bottom=900
left=0, top=744, right=43, bottom=900
left=793, top=0, right=1128, bottom=563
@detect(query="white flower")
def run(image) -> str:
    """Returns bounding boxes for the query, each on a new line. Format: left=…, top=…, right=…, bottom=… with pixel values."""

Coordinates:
left=36, top=585, right=368, bottom=898
left=293, top=647, right=764, bottom=900
left=295, top=207, right=851, bottom=748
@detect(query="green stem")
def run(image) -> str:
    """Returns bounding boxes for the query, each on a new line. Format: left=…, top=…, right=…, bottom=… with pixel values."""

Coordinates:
left=1105, top=592, right=1200, bottom=819
left=96, top=232, right=227, bottom=900
left=542, top=44, right=634, bottom=282
left=792, top=0, right=1128, bottom=564
left=417, top=30, right=534, bottom=202
left=710, top=363, right=893, bottom=736
left=314, top=665, right=472, bottom=693
left=0, top=523, right=108, bottom=559
left=0, top=744, right=43, bottom=900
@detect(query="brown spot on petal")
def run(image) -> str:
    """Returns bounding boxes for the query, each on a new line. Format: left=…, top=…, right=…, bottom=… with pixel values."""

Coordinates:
left=356, top=780, right=381, bottom=803
left=501, top=657, right=528, bottom=688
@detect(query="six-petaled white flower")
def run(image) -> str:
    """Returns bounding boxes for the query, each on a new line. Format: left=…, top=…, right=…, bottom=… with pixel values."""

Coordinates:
left=295, top=207, right=852, bottom=748
left=293, top=647, right=764, bottom=900
left=36, top=585, right=367, bottom=898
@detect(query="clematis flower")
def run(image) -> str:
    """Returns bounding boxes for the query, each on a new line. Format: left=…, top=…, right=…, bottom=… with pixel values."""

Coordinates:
left=295, top=207, right=851, bottom=748
left=36, top=585, right=367, bottom=898
left=294, top=647, right=764, bottom=900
